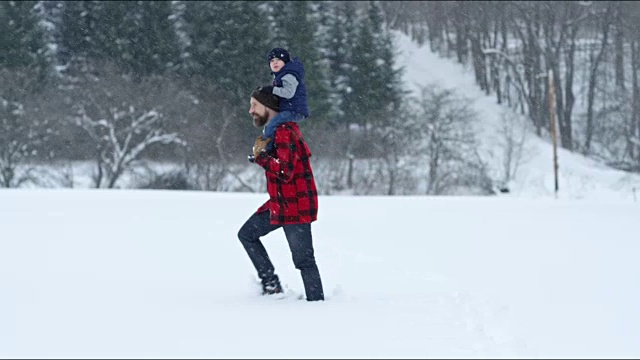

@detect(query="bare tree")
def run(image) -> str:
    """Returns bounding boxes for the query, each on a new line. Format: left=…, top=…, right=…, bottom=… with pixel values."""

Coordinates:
left=412, top=85, right=489, bottom=195
left=0, top=98, right=33, bottom=188
left=70, top=66, right=186, bottom=188
left=172, top=74, right=261, bottom=192
left=212, top=107, right=257, bottom=193
left=370, top=106, right=419, bottom=196
left=0, top=69, right=50, bottom=188
left=614, top=2, right=625, bottom=92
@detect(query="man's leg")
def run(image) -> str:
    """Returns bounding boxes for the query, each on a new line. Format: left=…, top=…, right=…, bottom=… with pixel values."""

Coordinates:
left=237, top=211, right=282, bottom=290
left=283, top=223, right=324, bottom=301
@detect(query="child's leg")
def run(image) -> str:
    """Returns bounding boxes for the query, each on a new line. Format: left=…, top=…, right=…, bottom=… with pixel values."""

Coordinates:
left=263, top=111, right=296, bottom=140
left=292, top=112, right=306, bottom=123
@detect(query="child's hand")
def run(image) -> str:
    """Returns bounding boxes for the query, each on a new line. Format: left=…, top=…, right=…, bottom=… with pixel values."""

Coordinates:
left=262, top=85, right=274, bottom=94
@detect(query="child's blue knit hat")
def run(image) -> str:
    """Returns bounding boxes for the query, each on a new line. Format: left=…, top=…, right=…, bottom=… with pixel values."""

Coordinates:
left=267, top=48, right=290, bottom=64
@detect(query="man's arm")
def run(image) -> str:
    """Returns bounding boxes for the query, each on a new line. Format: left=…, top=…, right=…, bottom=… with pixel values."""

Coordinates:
left=254, top=128, right=298, bottom=182
left=272, top=74, right=298, bottom=99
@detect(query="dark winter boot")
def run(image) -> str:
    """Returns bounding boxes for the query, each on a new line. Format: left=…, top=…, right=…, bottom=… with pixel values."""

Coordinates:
left=261, top=275, right=283, bottom=295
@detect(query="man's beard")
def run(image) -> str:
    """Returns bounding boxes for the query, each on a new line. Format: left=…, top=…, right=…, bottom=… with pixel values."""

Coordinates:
left=251, top=110, right=268, bottom=128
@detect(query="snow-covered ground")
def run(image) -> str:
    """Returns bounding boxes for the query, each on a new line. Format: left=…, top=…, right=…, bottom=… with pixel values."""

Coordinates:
left=1, top=189, right=639, bottom=358
left=394, top=31, right=640, bottom=201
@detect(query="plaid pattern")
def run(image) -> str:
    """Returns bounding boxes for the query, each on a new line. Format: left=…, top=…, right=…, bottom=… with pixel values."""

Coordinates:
left=255, top=123, right=318, bottom=225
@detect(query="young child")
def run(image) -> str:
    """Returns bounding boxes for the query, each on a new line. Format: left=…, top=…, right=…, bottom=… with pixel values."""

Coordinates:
left=261, top=47, right=309, bottom=151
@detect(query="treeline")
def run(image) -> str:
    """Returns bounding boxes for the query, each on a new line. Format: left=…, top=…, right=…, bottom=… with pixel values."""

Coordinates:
left=382, top=1, right=640, bottom=172
left=7, top=1, right=634, bottom=195
left=0, top=1, right=407, bottom=189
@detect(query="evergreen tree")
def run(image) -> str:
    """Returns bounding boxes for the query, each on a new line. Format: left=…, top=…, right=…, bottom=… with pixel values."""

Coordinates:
left=169, top=1, right=190, bottom=66
left=266, top=1, right=287, bottom=46
left=34, top=0, right=64, bottom=76
left=324, top=1, right=359, bottom=128
left=344, top=7, right=376, bottom=130
left=182, top=1, right=270, bottom=106
left=58, top=1, right=102, bottom=73
left=0, top=1, right=48, bottom=78
left=92, top=1, right=132, bottom=71
left=60, top=1, right=180, bottom=77
left=345, top=1, right=404, bottom=132
left=370, top=1, right=405, bottom=114
left=88, top=1, right=179, bottom=77
left=126, top=1, right=180, bottom=76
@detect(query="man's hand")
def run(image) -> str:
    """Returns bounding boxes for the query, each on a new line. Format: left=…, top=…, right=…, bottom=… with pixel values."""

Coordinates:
left=253, top=135, right=272, bottom=158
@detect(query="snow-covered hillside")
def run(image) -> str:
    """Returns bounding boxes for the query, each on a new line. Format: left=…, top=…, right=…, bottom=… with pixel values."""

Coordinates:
left=394, top=30, right=640, bottom=201
left=1, top=190, right=639, bottom=358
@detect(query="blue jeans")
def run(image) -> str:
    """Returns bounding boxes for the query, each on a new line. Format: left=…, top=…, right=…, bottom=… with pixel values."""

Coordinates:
left=237, top=211, right=324, bottom=301
left=263, top=111, right=305, bottom=151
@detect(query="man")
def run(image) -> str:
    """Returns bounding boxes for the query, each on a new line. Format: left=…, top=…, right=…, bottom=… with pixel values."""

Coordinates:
left=238, top=85, right=324, bottom=301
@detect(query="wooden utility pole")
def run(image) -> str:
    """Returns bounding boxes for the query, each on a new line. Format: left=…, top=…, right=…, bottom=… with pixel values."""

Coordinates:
left=548, top=69, right=559, bottom=198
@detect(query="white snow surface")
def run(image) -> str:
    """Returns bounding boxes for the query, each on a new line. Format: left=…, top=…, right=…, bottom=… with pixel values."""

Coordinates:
left=1, top=189, right=639, bottom=358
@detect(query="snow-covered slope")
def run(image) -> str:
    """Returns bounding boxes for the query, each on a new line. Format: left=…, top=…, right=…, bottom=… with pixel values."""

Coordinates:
left=394, top=31, right=640, bottom=201
left=1, top=190, right=639, bottom=357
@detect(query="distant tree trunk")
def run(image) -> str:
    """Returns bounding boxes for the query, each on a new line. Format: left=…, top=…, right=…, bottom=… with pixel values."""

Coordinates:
left=427, top=143, right=439, bottom=195
left=501, top=11, right=510, bottom=106
left=542, top=1, right=576, bottom=151
left=346, top=154, right=354, bottom=189
left=479, top=4, right=492, bottom=96
left=503, top=7, right=535, bottom=120
left=426, top=1, right=445, bottom=53
left=443, top=12, right=454, bottom=58
left=470, top=33, right=488, bottom=93
left=386, top=157, right=396, bottom=196
left=522, top=17, right=543, bottom=135
left=543, top=32, right=566, bottom=148
left=505, top=73, right=512, bottom=107
left=94, top=147, right=104, bottom=188
left=551, top=61, right=565, bottom=148
left=632, top=41, right=640, bottom=163
left=452, top=2, right=468, bottom=64
left=614, top=3, right=625, bottom=91
left=584, top=6, right=613, bottom=155
left=491, top=5, right=506, bottom=104
left=562, top=26, right=578, bottom=152
left=492, top=61, right=501, bottom=104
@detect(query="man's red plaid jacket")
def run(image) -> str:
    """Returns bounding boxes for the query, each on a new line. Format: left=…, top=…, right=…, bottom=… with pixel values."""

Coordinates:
left=254, top=122, right=318, bottom=225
